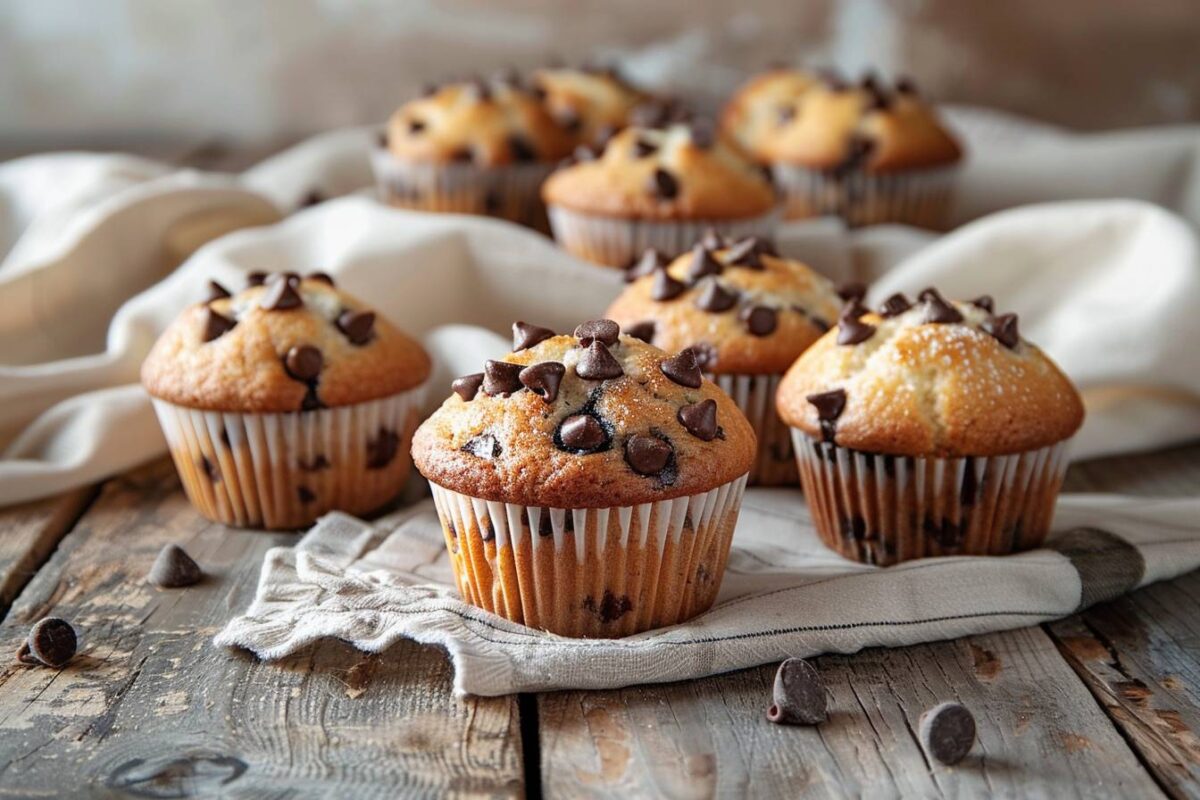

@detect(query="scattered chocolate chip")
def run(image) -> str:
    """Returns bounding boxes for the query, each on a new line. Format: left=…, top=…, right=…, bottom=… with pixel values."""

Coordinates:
left=246, top=271, right=267, bottom=287
left=649, top=168, right=678, bottom=200
left=559, top=414, right=607, bottom=452
left=740, top=305, right=778, bottom=336
left=260, top=278, right=303, bottom=311
left=147, top=543, right=203, bottom=588
left=452, top=373, right=484, bottom=401
left=575, top=341, right=623, bottom=380
left=462, top=433, right=501, bottom=459
left=650, top=269, right=686, bottom=301
left=678, top=399, right=718, bottom=441
left=837, top=313, right=875, bottom=345
left=919, top=288, right=964, bottom=324
left=366, top=428, right=400, bottom=469
left=519, top=361, right=566, bottom=402
left=777, top=104, right=797, bottom=125
left=626, top=248, right=667, bottom=282
left=879, top=293, right=912, bottom=317
left=625, top=434, right=673, bottom=476
left=207, top=280, right=231, bottom=302
left=483, top=360, right=523, bottom=396
left=24, top=618, right=77, bottom=669
left=919, top=702, right=976, bottom=765
left=982, top=313, right=1020, bottom=349
left=970, top=295, right=995, bottom=313
left=836, top=281, right=867, bottom=302
left=685, top=244, right=723, bottom=282
left=660, top=349, right=703, bottom=388
left=512, top=321, right=555, bottom=351
left=574, top=319, right=620, bottom=347
left=201, top=308, right=236, bottom=343
left=633, top=138, right=657, bottom=158
left=694, top=279, right=739, bottom=313
left=724, top=237, right=767, bottom=270
left=625, top=321, right=655, bottom=343
left=283, top=345, right=323, bottom=382
left=307, top=271, right=335, bottom=286
left=766, top=657, right=827, bottom=725
left=508, top=135, right=537, bottom=163
left=337, top=310, right=376, bottom=345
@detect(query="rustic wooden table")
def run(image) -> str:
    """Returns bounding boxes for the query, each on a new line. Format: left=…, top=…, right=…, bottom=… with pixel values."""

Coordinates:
left=0, top=444, right=1196, bottom=799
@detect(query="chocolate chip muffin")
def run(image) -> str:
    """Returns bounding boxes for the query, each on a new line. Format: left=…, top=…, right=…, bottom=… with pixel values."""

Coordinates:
left=412, top=319, right=756, bottom=638
left=373, top=75, right=574, bottom=229
left=776, top=289, right=1083, bottom=565
left=532, top=65, right=647, bottom=149
left=142, top=273, right=431, bottom=530
left=541, top=122, right=780, bottom=269
left=605, top=233, right=842, bottom=485
left=720, top=67, right=820, bottom=161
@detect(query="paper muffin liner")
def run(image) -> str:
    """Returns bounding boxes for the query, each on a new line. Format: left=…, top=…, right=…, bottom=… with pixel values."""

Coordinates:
left=772, top=163, right=958, bottom=230
left=429, top=473, right=749, bottom=638
left=793, top=430, right=1070, bottom=566
left=546, top=204, right=782, bottom=268
left=711, top=373, right=796, bottom=486
left=152, top=386, right=425, bottom=530
left=370, top=147, right=554, bottom=231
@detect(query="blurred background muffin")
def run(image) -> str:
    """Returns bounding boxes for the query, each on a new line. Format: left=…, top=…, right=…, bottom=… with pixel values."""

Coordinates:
left=532, top=64, right=649, bottom=149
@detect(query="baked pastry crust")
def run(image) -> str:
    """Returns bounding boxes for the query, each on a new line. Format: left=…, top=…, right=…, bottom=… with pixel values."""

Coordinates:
left=532, top=67, right=646, bottom=148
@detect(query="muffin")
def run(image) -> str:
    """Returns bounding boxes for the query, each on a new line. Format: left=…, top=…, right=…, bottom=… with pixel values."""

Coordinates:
left=412, top=319, right=756, bottom=637
left=373, top=76, right=574, bottom=229
left=142, top=272, right=431, bottom=530
left=605, top=233, right=842, bottom=484
left=531, top=65, right=647, bottom=149
left=720, top=67, right=820, bottom=161
left=542, top=122, right=780, bottom=269
left=776, top=289, right=1083, bottom=565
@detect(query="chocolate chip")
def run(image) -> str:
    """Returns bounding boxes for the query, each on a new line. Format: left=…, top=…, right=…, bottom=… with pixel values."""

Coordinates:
left=408, top=118, right=426, bottom=135
left=462, top=433, right=501, bottom=459
left=25, top=618, right=77, bottom=669
left=919, top=288, right=964, bottom=324
left=201, top=308, right=236, bottom=343
left=879, top=293, right=912, bottom=317
left=574, top=319, right=620, bottom=347
left=246, top=271, right=267, bottom=287
left=724, top=237, right=767, bottom=270
left=896, top=76, right=918, bottom=95
left=685, top=244, right=723, bottom=282
left=512, top=321, right=555, bottom=351
left=452, top=372, right=484, bottom=401
left=147, top=544, right=203, bottom=588
left=519, top=361, right=566, bottom=402
left=582, top=590, right=633, bottom=623
left=575, top=341, right=623, bottom=380
left=807, top=388, right=846, bottom=442
left=650, top=269, right=686, bottom=301
left=777, top=104, right=797, bottom=125
left=660, top=349, right=703, bottom=388
left=207, top=280, right=231, bottom=302
left=625, top=321, right=655, bottom=343
left=836, top=281, right=867, bottom=302
left=694, top=279, right=739, bottom=313
left=740, top=305, right=778, bottom=336
left=284, top=345, right=323, bottom=382
left=366, top=428, right=400, bottom=469
left=559, top=414, right=607, bottom=452
left=483, top=360, right=523, bottom=396
left=766, top=657, right=827, bottom=725
left=837, top=304, right=876, bottom=345
left=260, top=278, right=303, bottom=311
left=306, top=272, right=335, bottom=286
left=625, top=434, right=673, bottom=476
left=298, top=486, right=316, bottom=504
left=982, top=313, right=1020, bottom=349
left=970, top=295, right=995, bottom=313
left=626, top=248, right=667, bottom=282
left=300, top=386, right=323, bottom=412
left=919, top=702, right=976, bottom=765
left=678, top=399, right=718, bottom=441
left=508, top=135, right=537, bottom=163
left=649, top=168, right=678, bottom=200
left=633, top=138, right=657, bottom=158
left=337, top=310, right=376, bottom=346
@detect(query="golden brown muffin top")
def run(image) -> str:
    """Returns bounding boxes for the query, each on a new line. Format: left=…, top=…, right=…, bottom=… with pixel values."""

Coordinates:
left=720, top=68, right=821, bottom=161
left=141, top=273, right=431, bottom=413
left=604, top=233, right=843, bottom=375
left=532, top=66, right=648, bottom=149
left=385, top=77, right=574, bottom=167
left=776, top=290, right=1084, bottom=457
left=412, top=321, right=757, bottom=508
left=541, top=123, right=778, bottom=221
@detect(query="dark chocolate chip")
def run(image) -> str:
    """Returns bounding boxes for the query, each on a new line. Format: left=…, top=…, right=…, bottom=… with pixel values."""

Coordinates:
left=147, top=544, right=203, bottom=588
left=919, top=288, right=964, bottom=324
left=970, top=295, right=995, bottom=313
left=284, top=345, right=323, bottom=382
left=633, top=138, right=657, bottom=158
left=625, top=321, right=655, bottom=343
left=337, top=310, right=376, bottom=346
left=260, top=278, right=303, bottom=311
left=298, top=486, right=316, bottom=504
left=807, top=388, right=847, bottom=443
left=408, top=118, right=426, bottom=135
left=483, top=360, right=523, bottom=396
left=306, top=271, right=335, bottom=286
left=777, top=104, right=797, bottom=125
left=685, top=243, right=723, bottom=282
left=678, top=399, right=718, bottom=441
left=300, top=386, right=323, bottom=412
left=462, top=433, right=501, bottom=460
left=837, top=313, right=876, bottom=345
left=519, top=361, right=566, bottom=403
left=836, top=281, right=867, bottom=302
left=896, top=76, right=918, bottom=95
left=574, top=319, right=620, bottom=347
left=452, top=373, right=485, bottom=401
left=207, top=280, right=231, bottom=302
left=26, top=618, right=77, bottom=669
left=246, top=271, right=267, bottom=287
left=694, top=279, right=739, bottom=313
left=201, top=308, right=236, bottom=343
left=575, top=341, right=623, bottom=380
left=508, top=135, right=537, bottom=163
left=650, top=269, right=686, bottom=301
left=919, top=702, right=976, bottom=765
left=366, top=428, right=400, bottom=469
left=625, top=434, right=673, bottom=476
left=723, top=237, right=767, bottom=270
left=649, top=168, right=678, bottom=200
left=982, top=312, right=1020, bottom=349
left=560, top=414, right=607, bottom=452
left=740, top=305, right=778, bottom=336
left=626, top=248, right=667, bottom=282
left=879, top=292, right=912, bottom=317
left=660, top=349, right=703, bottom=388
left=512, top=321, right=555, bottom=351
left=583, top=591, right=633, bottom=623
left=766, top=657, right=827, bottom=725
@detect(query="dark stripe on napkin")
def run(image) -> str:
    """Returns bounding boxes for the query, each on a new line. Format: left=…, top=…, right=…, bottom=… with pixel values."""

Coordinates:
left=1049, top=527, right=1145, bottom=610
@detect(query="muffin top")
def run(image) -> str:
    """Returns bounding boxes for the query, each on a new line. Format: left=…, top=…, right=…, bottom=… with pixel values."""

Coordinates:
left=142, top=273, right=431, bottom=413
left=604, top=234, right=843, bottom=375
left=532, top=66, right=647, bottom=149
left=541, top=123, right=778, bottom=220
left=720, top=67, right=820, bottom=161
left=385, top=77, right=574, bottom=167
left=412, top=320, right=757, bottom=507
left=776, top=290, right=1084, bottom=457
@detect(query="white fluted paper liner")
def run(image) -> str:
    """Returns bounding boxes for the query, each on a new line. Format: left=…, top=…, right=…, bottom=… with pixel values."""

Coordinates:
left=428, top=472, right=749, bottom=638
left=793, top=429, right=1071, bottom=566
left=370, top=147, right=554, bottom=230
left=772, top=163, right=959, bottom=230
left=546, top=204, right=782, bottom=268
left=711, top=372, right=796, bottom=486
left=152, top=386, right=425, bottom=530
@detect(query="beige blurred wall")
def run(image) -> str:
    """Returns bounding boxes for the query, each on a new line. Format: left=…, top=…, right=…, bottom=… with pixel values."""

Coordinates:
left=1, top=0, right=1197, bottom=157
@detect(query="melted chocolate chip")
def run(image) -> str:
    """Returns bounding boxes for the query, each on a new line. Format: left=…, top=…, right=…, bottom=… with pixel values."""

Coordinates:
left=919, top=288, right=964, bottom=324
left=625, top=434, right=673, bottom=476
left=512, top=321, right=555, bottom=351
left=559, top=414, right=607, bottom=452
left=740, top=305, right=778, bottom=336
left=201, top=308, right=236, bottom=343
left=659, top=349, right=703, bottom=388
left=284, top=345, right=323, bottom=382
left=694, top=279, right=739, bottom=313
left=307, top=271, right=335, bottom=286
left=970, top=295, right=995, bottom=313
left=649, top=168, right=678, bottom=200
left=625, top=321, right=655, bottom=343
left=366, top=428, right=400, bottom=469
left=246, top=271, right=267, bottom=287
left=650, top=269, right=686, bottom=301
left=574, top=319, right=620, bottom=347
left=575, top=341, right=623, bottom=380
left=148, top=544, right=203, bottom=588
left=260, top=278, right=303, bottom=311
left=633, top=138, right=657, bottom=158
left=207, top=280, right=231, bottom=302
left=462, top=433, right=501, bottom=460
left=337, top=310, right=376, bottom=346
left=685, top=244, right=723, bottom=282
left=982, top=312, right=1020, bottom=349
left=807, top=388, right=847, bottom=442
left=678, top=399, right=718, bottom=441
left=452, top=372, right=484, bottom=401
left=879, top=293, right=912, bottom=317
left=836, top=314, right=875, bottom=345
left=626, top=248, right=667, bottom=282
left=836, top=281, right=867, bottom=303
left=508, top=135, right=537, bottom=163
left=519, top=361, right=566, bottom=402
left=483, top=360, right=523, bottom=396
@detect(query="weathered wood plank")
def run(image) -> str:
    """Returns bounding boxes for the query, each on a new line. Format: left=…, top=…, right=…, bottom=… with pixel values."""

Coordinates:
left=0, top=486, right=98, bottom=616
left=0, top=459, right=523, bottom=799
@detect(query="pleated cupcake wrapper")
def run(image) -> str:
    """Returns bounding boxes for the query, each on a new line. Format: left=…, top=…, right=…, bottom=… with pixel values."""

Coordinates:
left=546, top=204, right=783, bottom=268
left=772, top=163, right=959, bottom=230
left=792, top=430, right=1071, bottom=566
left=370, top=148, right=553, bottom=230
left=429, top=473, right=749, bottom=638
left=152, top=386, right=425, bottom=530
left=711, top=372, right=796, bottom=486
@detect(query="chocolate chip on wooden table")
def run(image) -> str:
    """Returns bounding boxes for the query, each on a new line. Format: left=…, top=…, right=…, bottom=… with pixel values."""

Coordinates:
left=651, top=269, right=686, bottom=301
left=337, top=310, right=376, bottom=345
left=740, top=305, right=778, bottom=336
left=483, top=360, right=523, bottom=396
left=836, top=281, right=867, bottom=303
left=284, top=345, right=323, bottom=382
left=660, top=349, right=703, bottom=388
left=24, top=617, right=77, bottom=669
left=147, top=543, right=204, bottom=588
left=624, top=321, right=655, bottom=343
left=201, top=308, right=236, bottom=343
left=625, top=434, right=673, bottom=476
left=626, top=248, right=667, bottom=282
left=919, top=702, right=976, bottom=765
left=982, top=312, right=1020, bottom=349
left=519, top=361, right=566, bottom=402
left=633, top=138, right=657, bottom=158
left=766, top=657, right=827, bottom=725
left=678, top=399, right=718, bottom=441
left=246, top=271, right=268, bottom=287
left=559, top=414, right=608, bottom=452
left=260, top=278, right=303, bottom=311
left=685, top=243, right=723, bottom=282
left=366, top=428, right=400, bottom=469
left=207, top=280, right=231, bottom=302
left=648, top=168, right=679, bottom=200
left=307, top=271, right=335, bottom=286
left=574, top=319, right=620, bottom=347
left=575, top=341, right=623, bottom=380
left=970, top=295, right=995, bottom=313
left=879, top=292, right=912, bottom=317
left=919, top=288, right=964, bottom=324
left=694, top=279, right=739, bottom=313
left=512, top=321, right=555, bottom=351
